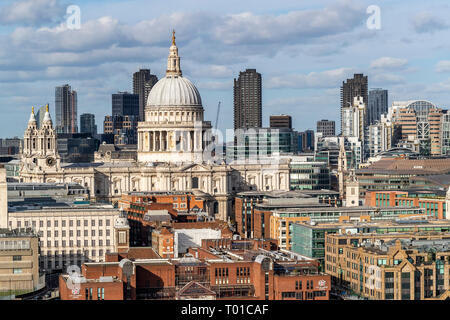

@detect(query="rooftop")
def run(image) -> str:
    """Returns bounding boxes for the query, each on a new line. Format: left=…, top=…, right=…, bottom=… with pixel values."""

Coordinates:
left=294, top=217, right=450, bottom=230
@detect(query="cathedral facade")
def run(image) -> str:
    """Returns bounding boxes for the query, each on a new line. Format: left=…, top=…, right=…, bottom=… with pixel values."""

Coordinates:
left=19, top=33, right=290, bottom=221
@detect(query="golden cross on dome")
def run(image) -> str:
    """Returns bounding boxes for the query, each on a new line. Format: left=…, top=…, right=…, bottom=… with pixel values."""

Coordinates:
left=32, top=106, right=34, bottom=113
left=46, top=104, right=49, bottom=112
left=172, top=29, right=176, bottom=45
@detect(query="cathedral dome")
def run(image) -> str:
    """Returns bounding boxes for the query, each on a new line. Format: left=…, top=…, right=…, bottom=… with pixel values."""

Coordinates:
left=146, top=30, right=202, bottom=108
left=147, top=76, right=202, bottom=107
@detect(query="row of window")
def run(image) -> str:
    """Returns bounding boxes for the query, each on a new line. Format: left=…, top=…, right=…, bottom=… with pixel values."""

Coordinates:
left=14, top=219, right=111, bottom=228
left=41, top=229, right=111, bottom=238
left=43, top=239, right=111, bottom=248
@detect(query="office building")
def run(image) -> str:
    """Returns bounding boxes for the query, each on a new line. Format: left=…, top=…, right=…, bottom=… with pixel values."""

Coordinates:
left=0, top=228, right=43, bottom=294
left=298, top=130, right=315, bottom=152
left=234, top=190, right=424, bottom=243
left=289, top=155, right=330, bottom=191
left=133, top=69, right=158, bottom=121
left=234, top=69, right=262, bottom=130
left=55, top=84, right=78, bottom=134
left=390, top=100, right=443, bottom=156
left=35, top=105, right=48, bottom=129
left=356, top=158, right=450, bottom=196
left=103, top=115, right=139, bottom=145
left=340, top=74, right=368, bottom=133
left=325, top=232, right=450, bottom=300
left=7, top=203, right=125, bottom=273
left=291, top=217, right=450, bottom=270
left=56, top=133, right=99, bottom=163
left=270, top=206, right=424, bottom=251
left=0, top=137, right=22, bottom=156
left=365, top=189, right=449, bottom=220
left=316, top=120, right=335, bottom=137
left=367, top=113, right=393, bottom=157
left=270, top=115, right=292, bottom=129
left=342, top=96, right=366, bottom=141
left=80, top=113, right=97, bottom=137
left=233, top=127, right=298, bottom=161
left=442, top=111, right=450, bottom=156
left=112, top=92, right=139, bottom=117
left=368, top=89, right=388, bottom=125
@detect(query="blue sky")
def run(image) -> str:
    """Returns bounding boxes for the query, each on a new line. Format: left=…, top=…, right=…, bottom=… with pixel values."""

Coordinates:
left=1, top=0, right=450, bottom=137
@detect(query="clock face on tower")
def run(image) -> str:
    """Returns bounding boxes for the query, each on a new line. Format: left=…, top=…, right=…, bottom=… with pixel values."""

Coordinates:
left=46, top=157, right=55, bottom=167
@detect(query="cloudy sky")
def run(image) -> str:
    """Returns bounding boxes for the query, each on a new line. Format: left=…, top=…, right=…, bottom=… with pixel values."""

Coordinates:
left=1, top=0, right=450, bottom=138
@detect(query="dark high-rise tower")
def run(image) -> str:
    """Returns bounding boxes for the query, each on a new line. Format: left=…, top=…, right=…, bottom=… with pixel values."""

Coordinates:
left=112, top=92, right=139, bottom=117
left=55, top=84, right=78, bottom=133
left=133, top=69, right=158, bottom=121
left=80, top=113, right=97, bottom=136
left=234, top=69, right=262, bottom=130
left=340, top=74, right=368, bottom=133
left=368, top=89, right=388, bottom=125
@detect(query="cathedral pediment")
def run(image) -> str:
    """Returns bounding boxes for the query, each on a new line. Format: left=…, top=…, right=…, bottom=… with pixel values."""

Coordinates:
left=177, top=163, right=212, bottom=172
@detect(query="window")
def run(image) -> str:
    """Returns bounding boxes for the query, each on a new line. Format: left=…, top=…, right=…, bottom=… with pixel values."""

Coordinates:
left=13, top=255, right=22, bottom=261
left=13, top=268, right=22, bottom=274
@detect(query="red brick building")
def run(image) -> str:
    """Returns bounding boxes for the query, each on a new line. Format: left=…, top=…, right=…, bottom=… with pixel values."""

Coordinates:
left=119, top=191, right=216, bottom=246
left=365, top=189, right=447, bottom=219
left=59, top=239, right=330, bottom=300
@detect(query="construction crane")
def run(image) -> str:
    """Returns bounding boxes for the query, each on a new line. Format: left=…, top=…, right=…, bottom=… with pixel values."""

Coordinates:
left=215, top=101, right=221, bottom=130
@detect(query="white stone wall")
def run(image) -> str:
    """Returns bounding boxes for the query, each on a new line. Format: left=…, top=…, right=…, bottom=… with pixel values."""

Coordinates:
left=174, top=228, right=221, bottom=257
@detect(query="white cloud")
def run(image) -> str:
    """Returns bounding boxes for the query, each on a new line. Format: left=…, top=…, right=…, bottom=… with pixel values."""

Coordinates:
left=370, top=73, right=405, bottom=85
left=436, top=60, right=450, bottom=73
left=266, top=68, right=355, bottom=89
left=370, top=57, right=408, bottom=70
left=214, top=0, right=365, bottom=46
left=411, top=12, right=448, bottom=34
left=0, top=0, right=65, bottom=26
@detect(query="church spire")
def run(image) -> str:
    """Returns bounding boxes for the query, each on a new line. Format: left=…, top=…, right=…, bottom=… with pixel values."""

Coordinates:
left=43, top=104, right=52, bottom=124
left=28, top=106, right=36, bottom=124
left=166, top=30, right=182, bottom=77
